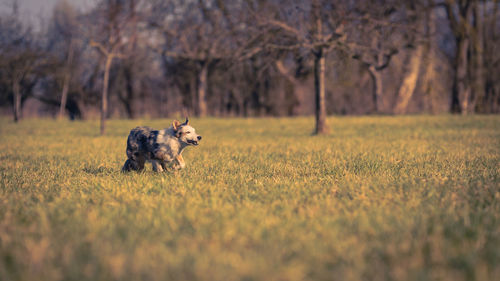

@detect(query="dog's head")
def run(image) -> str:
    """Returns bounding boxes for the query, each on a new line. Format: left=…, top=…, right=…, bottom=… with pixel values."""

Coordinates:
left=172, top=118, right=202, bottom=146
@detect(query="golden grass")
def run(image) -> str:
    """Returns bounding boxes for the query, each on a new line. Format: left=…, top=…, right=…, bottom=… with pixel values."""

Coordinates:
left=0, top=116, right=499, bottom=281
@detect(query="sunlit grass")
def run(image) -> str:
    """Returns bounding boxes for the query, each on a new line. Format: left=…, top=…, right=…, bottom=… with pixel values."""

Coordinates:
left=0, top=116, right=499, bottom=281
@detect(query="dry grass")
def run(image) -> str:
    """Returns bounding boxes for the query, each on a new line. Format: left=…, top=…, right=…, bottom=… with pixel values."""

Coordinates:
left=0, top=116, right=499, bottom=281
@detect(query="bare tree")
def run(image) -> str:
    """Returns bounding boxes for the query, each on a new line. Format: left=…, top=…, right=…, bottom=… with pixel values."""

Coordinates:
left=149, top=0, right=222, bottom=117
left=393, top=1, right=428, bottom=114
left=352, top=48, right=398, bottom=114
left=420, top=1, right=440, bottom=113
left=3, top=0, right=499, bottom=119
left=347, top=1, right=409, bottom=114
left=254, top=0, right=349, bottom=134
left=0, top=1, right=43, bottom=122
left=149, top=0, right=262, bottom=117
left=91, top=41, right=123, bottom=134
left=58, top=41, right=75, bottom=119
left=118, top=0, right=139, bottom=119
left=442, top=0, right=474, bottom=114
left=50, top=1, right=79, bottom=119
left=87, top=0, right=137, bottom=134
left=41, top=0, right=82, bottom=120
left=483, top=0, right=500, bottom=112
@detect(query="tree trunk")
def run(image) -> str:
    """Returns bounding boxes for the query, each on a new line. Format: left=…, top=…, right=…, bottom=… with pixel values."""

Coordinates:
left=368, top=65, right=383, bottom=114
left=421, top=7, right=437, bottom=113
left=448, top=2, right=473, bottom=115
left=13, top=78, right=21, bottom=122
left=314, top=49, right=328, bottom=134
left=394, top=46, right=423, bottom=114
left=122, top=100, right=134, bottom=119
left=101, top=55, right=113, bottom=135
left=197, top=61, right=208, bottom=117
left=312, top=0, right=328, bottom=134
left=471, top=1, right=484, bottom=113
left=451, top=36, right=471, bottom=114
left=484, top=0, right=498, bottom=113
left=275, top=60, right=300, bottom=116
left=123, top=66, right=136, bottom=119
left=58, top=40, right=74, bottom=120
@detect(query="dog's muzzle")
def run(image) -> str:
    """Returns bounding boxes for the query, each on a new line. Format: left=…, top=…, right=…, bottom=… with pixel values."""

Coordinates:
left=187, top=136, right=202, bottom=145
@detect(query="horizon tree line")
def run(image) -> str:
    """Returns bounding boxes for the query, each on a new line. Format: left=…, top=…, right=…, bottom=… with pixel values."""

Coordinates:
left=0, top=0, right=499, bottom=134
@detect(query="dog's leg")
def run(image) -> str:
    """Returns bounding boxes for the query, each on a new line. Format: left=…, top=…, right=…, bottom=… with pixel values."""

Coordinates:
left=160, top=161, right=170, bottom=171
left=123, top=154, right=145, bottom=172
left=136, top=155, right=146, bottom=171
left=122, top=158, right=142, bottom=172
left=151, top=160, right=163, bottom=172
left=122, top=159, right=133, bottom=172
left=173, top=155, right=186, bottom=170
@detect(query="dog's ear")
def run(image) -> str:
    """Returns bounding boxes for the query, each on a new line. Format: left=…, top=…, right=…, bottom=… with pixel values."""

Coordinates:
left=183, top=117, right=189, bottom=126
left=172, top=120, right=181, bottom=130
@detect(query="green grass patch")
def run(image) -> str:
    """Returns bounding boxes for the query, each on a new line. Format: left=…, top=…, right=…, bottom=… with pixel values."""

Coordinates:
left=0, top=116, right=499, bottom=281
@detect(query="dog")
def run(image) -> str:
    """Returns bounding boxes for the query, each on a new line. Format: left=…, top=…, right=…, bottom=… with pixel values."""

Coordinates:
left=122, top=118, right=202, bottom=172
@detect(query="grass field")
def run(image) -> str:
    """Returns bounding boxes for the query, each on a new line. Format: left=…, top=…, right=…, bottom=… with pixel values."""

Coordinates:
left=0, top=116, right=499, bottom=281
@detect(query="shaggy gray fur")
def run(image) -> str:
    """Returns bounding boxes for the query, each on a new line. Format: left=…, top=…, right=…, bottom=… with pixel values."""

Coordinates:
left=122, top=119, right=201, bottom=172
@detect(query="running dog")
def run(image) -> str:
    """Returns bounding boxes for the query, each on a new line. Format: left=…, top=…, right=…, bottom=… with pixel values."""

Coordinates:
left=122, top=118, right=202, bottom=172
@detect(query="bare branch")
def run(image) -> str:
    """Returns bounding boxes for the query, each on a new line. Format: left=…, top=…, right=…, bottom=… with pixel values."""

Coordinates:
left=442, top=0, right=460, bottom=37
left=90, top=40, right=109, bottom=56
left=266, top=43, right=305, bottom=51
left=375, top=49, right=399, bottom=71
left=275, top=60, right=298, bottom=84
left=237, top=46, right=262, bottom=61
left=264, top=19, right=305, bottom=42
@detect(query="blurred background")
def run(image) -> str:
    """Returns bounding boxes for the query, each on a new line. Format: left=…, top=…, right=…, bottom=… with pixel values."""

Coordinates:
left=1, top=0, right=499, bottom=122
